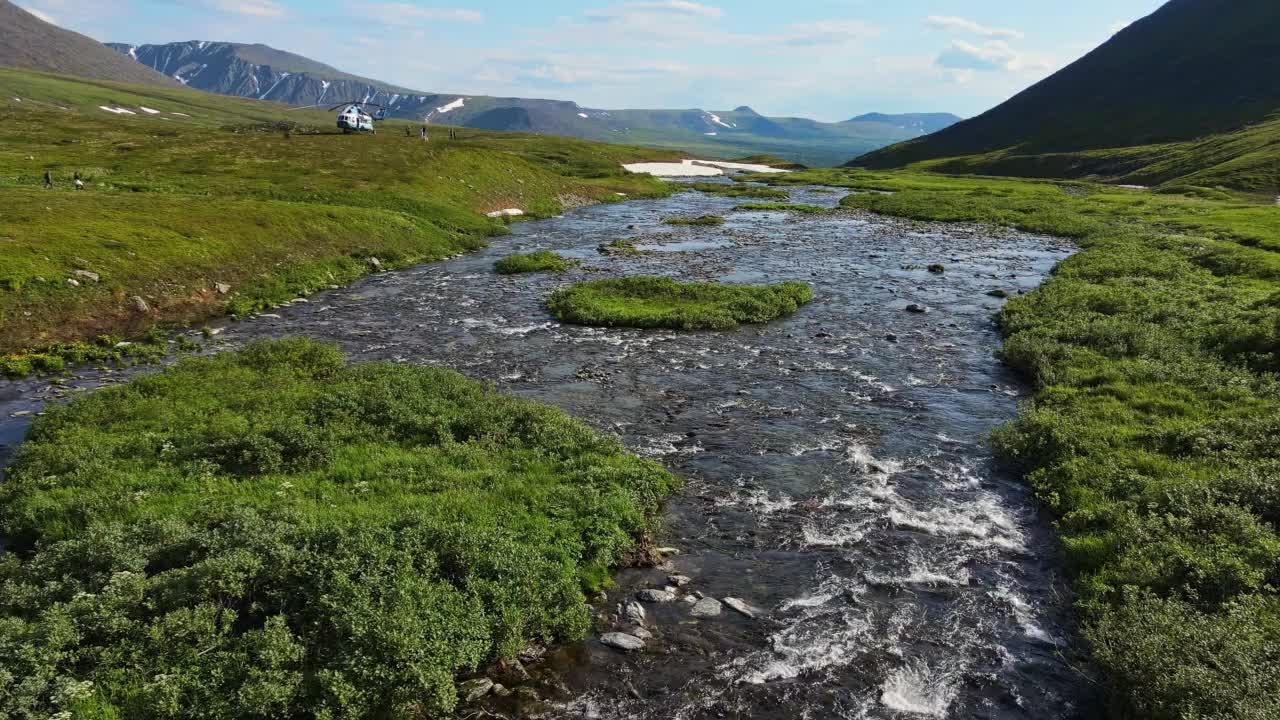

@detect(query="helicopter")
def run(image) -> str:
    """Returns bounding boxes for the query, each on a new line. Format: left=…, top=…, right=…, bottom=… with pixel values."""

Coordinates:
left=330, top=102, right=386, bottom=134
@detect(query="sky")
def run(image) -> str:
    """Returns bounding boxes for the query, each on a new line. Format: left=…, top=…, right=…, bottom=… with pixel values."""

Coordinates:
left=17, top=0, right=1168, bottom=121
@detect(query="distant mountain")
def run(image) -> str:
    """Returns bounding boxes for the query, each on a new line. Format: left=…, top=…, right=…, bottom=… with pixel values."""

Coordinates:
left=108, top=39, right=957, bottom=166
left=852, top=0, right=1280, bottom=186
left=0, top=0, right=176, bottom=87
left=847, top=113, right=961, bottom=135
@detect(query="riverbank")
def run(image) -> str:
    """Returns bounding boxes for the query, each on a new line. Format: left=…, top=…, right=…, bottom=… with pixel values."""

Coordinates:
left=748, top=168, right=1280, bottom=719
left=0, top=338, right=680, bottom=719
left=0, top=68, right=679, bottom=373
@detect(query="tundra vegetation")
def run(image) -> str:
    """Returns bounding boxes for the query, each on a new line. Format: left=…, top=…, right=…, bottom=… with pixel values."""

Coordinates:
left=547, top=276, right=814, bottom=331
left=750, top=167, right=1280, bottom=720
left=493, top=249, right=578, bottom=275
left=0, top=68, right=677, bottom=375
left=0, top=339, right=680, bottom=719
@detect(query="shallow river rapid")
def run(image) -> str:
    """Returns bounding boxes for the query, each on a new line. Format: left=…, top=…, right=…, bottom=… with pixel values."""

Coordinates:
left=0, top=183, right=1095, bottom=719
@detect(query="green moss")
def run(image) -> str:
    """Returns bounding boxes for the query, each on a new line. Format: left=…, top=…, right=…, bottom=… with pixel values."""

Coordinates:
left=662, top=215, right=725, bottom=226
left=598, top=239, right=648, bottom=256
left=0, top=339, right=679, bottom=719
left=547, top=276, right=813, bottom=330
left=494, top=249, right=578, bottom=274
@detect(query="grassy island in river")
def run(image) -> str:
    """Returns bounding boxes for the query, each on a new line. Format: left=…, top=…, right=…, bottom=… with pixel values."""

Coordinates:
left=548, top=276, right=814, bottom=330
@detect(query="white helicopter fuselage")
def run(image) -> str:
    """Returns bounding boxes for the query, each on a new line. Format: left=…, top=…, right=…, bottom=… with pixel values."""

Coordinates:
left=337, top=106, right=375, bottom=133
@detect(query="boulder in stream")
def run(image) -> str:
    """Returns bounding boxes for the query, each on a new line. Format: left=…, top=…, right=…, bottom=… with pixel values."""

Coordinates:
left=601, top=632, right=646, bottom=652
left=690, top=598, right=722, bottom=618
left=637, top=589, right=677, bottom=603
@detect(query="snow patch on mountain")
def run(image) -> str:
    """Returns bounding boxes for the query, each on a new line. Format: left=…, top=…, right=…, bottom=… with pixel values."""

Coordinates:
left=436, top=98, right=466, bottom=114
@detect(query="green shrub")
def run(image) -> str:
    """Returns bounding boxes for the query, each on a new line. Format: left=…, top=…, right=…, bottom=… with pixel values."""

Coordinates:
left=0, top=339, right=679, bottom=719
left=494, top=249, right=578, bottom=274
left=547, top=276, right=813, bottom=330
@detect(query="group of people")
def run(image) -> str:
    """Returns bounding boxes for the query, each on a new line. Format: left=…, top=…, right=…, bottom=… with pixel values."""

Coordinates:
left=42, top=170, right=84, bottom=191
left=405, top=125, right=459, bottom=142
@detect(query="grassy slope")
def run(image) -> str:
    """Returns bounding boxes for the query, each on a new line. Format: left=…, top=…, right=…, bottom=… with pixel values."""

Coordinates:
left=751, top=168, right=1280, bottom=719
left=0, top=0, right=178, bottom=87
left=890, top=113, right=1280, bottom=193
left=853, top=0, right=1280, bottom=191
left=0, top=338, right=680, bottom=718
left=0, top=68, right=679, bottom=364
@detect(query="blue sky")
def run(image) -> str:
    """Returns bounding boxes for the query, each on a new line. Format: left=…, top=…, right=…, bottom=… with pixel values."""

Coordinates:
left=18, top=0, right=1167, bottom=120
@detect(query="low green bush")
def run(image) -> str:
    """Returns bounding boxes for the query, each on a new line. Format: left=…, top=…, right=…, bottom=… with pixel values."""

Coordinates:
left=547, top=276, right=813, bottom=330
left=494, top=249, right=578, bottom=274
left=0, top=339, right=679, bottom=719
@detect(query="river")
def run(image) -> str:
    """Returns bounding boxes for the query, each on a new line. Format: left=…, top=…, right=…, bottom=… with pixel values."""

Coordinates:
left=0, top=182, right=1095, bottom=719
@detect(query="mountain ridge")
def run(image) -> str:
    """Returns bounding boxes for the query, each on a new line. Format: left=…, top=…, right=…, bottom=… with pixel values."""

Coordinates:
left=105, top=39, right=958, bottom=166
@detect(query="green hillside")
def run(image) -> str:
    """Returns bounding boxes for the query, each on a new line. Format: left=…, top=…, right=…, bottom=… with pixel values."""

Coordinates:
left=853, top=0, right=1280, bottom=190
left=0, top=67, right=676, bottom=369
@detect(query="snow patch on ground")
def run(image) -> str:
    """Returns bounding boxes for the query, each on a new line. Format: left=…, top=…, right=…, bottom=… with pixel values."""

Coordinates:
left=99, top=106, right=137, bottom=115
left=691, top=159, right=790, bottom=174
left=139, top=107, right=161, bottom=115
left=486, top=208, right=524, bottom=218
left=577, top=112, right=589, bottom=119
left=623, top=160, right=724, bottom=177
left=436, top=98, right=466, bottom=114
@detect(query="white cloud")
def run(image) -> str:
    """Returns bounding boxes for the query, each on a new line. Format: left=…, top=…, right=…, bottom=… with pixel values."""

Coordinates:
left=365, top=3, right=483, bottom=24
left=586, top=1, right=722, bottom=20
left=782, top=20, right=878, bottom=47
left=935, top=39, right=1055, bottom=77
left=23, top=5, right=59, bottom=24
left=925, top=15, right=1023, bottom=40
left=208, top=0, right=287, bottom=18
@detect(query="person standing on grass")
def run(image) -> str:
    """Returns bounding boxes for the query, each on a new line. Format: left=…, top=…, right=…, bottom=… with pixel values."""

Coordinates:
left=421, top=125, right=428, bottom=142
left=43, top=169, right=53, bottom=189
left=74, top=172, right=84, bottom=191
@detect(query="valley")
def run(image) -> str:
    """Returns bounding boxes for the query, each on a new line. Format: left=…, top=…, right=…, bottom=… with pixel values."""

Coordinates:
left=1, top=0, right=1279, bottom=718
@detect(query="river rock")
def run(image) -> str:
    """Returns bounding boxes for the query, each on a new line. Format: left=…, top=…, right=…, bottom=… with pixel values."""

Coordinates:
left=629, top=626, right=654, bottom=640
left=130, top=296, right=150, bottom=313
left=905, top=303, right=930, bottom=314
left=366, top=256, right=383, bottom=271
left=601, top=632, right=645, bottom=651
left=72, top=270, right=100, bottom=283
left=668, top=574, right=693, bottom=587
left=215, top=282, right=232, bottom=295
left=459, top=678, right=494, bottom=702
left=690, top=598, right=722, bottom=618
left=723, top=597, right=760, bottom=618
left=656, top=547, right=681, bottom=556
left=637, top=589, right=677, bottom=603
left=624, top=600, right=647, bottom=625
left=987, top=289, right=1010, bottom=298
